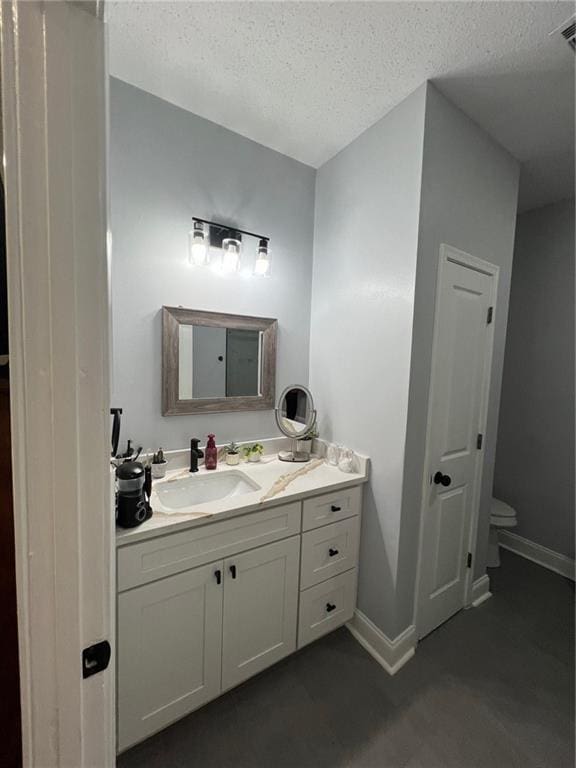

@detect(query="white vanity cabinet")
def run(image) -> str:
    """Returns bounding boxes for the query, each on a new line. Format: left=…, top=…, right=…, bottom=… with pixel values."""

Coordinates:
left=117, top=483, right=363, bottom=752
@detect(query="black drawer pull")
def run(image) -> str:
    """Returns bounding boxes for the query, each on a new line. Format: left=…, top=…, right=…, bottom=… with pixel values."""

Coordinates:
left=214, top=569, right=222, bottom=585
left=326, top=603, right=337, bottom=613
left=229, top=564, right=237, bottom=579
left=328, top=548, right=339, bottom=557
left=330, top=505, right=341, bottom=512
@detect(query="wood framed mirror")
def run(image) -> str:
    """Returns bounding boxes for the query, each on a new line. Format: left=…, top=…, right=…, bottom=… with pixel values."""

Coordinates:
left=162, top=306, right=277, bottom=415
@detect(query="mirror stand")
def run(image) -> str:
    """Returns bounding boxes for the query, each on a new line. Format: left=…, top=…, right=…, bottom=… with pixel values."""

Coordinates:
left=275, top=384, right=317, bottom=463
left=278, top=438, right=313, bottom=463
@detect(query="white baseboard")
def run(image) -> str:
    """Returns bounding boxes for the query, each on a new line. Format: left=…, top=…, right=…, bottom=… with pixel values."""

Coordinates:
left=347, top=610, right=416, bottom=675
left=470, top=574, right=492, bottom=607
left=499, top=531, right=575, bottom=581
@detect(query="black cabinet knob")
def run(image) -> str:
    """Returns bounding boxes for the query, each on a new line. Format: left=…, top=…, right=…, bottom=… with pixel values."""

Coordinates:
left=328, top=548, right=339, bottom=557
left=330, top=505, right=341, bottom=512
left=433, top=471, right=452, bottom=487
left=214, top=569, right=222, bottom=585
left=229, top=564, right=237, bottom=579
left=326, top=603, right=336, bottom=613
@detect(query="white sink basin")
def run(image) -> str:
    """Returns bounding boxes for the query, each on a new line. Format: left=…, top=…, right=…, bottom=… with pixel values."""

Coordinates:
left=154, top=470, right=261, bottom=511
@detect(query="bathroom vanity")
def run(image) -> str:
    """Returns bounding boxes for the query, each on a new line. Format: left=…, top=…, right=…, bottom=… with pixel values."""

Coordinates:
left=115, top=453, right=368, bottom=751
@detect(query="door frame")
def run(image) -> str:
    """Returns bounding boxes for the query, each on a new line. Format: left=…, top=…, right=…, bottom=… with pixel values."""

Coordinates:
left=413, top=244, right=499, bottom=638
left=1, top=2, right=114, bottom=765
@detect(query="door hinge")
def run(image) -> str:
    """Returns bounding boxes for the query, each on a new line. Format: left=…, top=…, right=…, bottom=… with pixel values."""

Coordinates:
left=487, top=306, right=493, bottom=325
left=467, top=552, right=472, bottom=569
left=476, top=433, right=483, bottom=450
left=82, top=640, right=111, bottom=679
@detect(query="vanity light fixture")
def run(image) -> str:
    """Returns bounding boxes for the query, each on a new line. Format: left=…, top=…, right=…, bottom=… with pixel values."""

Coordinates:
left=188, top=220, right=208, bottom=267
left=190, top=217, right=271, bottom=276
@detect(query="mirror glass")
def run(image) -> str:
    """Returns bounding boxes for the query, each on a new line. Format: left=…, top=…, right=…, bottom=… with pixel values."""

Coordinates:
left=178, top=325, right=262, bottom=399
left=162, top=307, right=277, bottom=415
left=275, top=385, right=315, bottom=438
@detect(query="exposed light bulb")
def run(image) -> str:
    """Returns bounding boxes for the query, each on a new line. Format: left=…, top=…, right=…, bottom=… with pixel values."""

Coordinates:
left=222, top=244, right=240, bottom=273
left=254, top=239, right=271, bottom=276
left=188, top=221, right=208, bottom=266
left=254, top=256, right=270, bottom=276
left=221, top=235, right=241, bottom=274
left=190, top=241, right=207, bottom=266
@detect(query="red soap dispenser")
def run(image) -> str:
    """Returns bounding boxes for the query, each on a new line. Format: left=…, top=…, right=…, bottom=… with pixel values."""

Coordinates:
left=205, top=434, right=218, bottom=470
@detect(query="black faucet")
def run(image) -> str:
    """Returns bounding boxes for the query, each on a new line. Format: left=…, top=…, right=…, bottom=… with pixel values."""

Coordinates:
left=190, top=438, right=204, bottom=473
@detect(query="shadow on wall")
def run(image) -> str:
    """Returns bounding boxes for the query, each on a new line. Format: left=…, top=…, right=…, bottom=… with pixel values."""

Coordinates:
left=493, top=199, right=575, bottom=560
left=356, top=484, right=397, bottom=636
left=433, top=69, right=575, bottom=213
left=318, top=413, right=397, bottom=639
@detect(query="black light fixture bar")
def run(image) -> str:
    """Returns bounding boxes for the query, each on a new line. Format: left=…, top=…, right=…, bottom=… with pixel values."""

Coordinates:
left=192, top=217, right=270, bottom=243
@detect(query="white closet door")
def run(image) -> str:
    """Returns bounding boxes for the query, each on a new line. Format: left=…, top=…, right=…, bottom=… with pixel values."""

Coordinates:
left=418, top=246, right=497, bottom=638
left=117, top=562, right=223, bottom=751
left=222, top=537, right=300, bottom=690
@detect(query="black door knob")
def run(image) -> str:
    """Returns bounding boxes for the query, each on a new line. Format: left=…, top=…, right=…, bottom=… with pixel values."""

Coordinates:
left=326, top=603, right=336, bottom=613
left=433, top=471, right=452, bottom=487
left=328, top=548, right=339, bottom=557
left=229, top=564, right=237, bottom=579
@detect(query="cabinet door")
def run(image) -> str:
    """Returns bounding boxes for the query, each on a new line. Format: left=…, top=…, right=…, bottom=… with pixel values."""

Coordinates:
left=117, top=562, right=223, bottom=751
left=222, top=537, right=300, bottom=690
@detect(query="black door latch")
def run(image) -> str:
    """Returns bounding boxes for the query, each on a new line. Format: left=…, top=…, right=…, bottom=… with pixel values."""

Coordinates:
left=82, top=640, right=111, bottom=679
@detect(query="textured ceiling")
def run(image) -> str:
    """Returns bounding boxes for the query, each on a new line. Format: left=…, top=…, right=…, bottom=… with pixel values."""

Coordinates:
left=107, top=1, right=575, bottom=212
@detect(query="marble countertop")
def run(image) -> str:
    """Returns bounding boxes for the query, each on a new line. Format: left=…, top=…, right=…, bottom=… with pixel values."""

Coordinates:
left=116, top=449, right=369, bottom=547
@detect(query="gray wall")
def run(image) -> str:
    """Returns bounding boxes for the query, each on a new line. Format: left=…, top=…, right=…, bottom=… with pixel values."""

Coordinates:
left=494, top=199, right=575, bottom=558
left=309, top=85, right=427, bottom=638
left=112, top=76, right=521, bottom=639
left=400, top=84, right=520, bottom=615
left=110, top=78, right=316, bottom=450
left=310, top=82, right=519, bottom=639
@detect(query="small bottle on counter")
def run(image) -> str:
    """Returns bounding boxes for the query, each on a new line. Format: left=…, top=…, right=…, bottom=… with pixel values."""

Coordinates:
left=204, top=434, right=218, bottom=470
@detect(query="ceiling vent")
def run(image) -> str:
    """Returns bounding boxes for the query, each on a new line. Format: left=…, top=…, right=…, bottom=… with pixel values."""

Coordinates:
left=550, top=14, right=576, bottom=51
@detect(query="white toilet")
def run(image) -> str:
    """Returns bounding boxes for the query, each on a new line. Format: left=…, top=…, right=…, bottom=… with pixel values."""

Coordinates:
left=488, top=497, right=517, bottom=567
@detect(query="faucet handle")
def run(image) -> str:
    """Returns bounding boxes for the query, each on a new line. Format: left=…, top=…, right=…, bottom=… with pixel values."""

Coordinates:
left=190, top=438, right=204, bottom=456
left=189, top=439, right=204, bottom=473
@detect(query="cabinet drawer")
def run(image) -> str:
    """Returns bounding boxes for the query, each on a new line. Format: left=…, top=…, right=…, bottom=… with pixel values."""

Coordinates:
left=298, top=569, right=357, bottom=648
left=117, top=502, right=301, bottom=592
left=300, top=516, right=360, bottom=589
left=302, top=485, right=362, bottom=531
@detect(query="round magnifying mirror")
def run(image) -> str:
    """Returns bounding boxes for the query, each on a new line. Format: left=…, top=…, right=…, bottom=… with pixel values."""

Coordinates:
left=275, top=385, right=317, bottom=462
